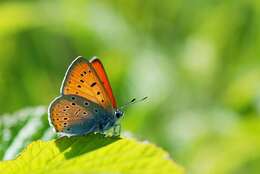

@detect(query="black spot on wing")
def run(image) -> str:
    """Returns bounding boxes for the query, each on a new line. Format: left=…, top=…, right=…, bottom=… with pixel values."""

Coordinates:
left=91, top=82, right=97, bottom=87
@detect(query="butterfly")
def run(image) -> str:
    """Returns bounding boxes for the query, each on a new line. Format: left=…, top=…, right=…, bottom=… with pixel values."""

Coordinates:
left=48, top=56, right=126, bottom=136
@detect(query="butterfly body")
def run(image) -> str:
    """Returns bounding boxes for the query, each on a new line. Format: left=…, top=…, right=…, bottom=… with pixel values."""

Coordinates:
left=48, top=57, right=123, bottom=136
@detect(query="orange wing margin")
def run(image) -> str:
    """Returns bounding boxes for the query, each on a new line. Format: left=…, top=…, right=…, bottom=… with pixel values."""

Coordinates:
left=90, top=57, right=117, bottom=108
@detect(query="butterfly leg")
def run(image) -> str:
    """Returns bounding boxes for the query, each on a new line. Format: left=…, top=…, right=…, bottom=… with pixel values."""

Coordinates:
left=112, top=124, right=121, bottom=137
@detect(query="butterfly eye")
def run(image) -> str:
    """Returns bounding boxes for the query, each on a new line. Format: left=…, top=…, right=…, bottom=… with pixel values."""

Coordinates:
left=115, top=110, right=123, bottom=118
left=115, top=113, right=121, bottom=118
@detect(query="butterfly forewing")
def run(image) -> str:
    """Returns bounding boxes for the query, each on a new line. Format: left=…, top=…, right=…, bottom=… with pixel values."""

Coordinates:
left=61, top=57, right=112, bottom=111
left=90, top=58, right=117, bottom=108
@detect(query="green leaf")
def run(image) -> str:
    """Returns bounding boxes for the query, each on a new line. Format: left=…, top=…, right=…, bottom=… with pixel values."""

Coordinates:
left=0, top=106, right=56, bottom=160
left=0, top=134, right=184, bottom=174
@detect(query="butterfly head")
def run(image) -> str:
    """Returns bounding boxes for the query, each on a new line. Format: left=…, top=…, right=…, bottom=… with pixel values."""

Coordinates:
left=114, top=97, right=148, bottom=120
left=115, top=109, right=124, bottom=119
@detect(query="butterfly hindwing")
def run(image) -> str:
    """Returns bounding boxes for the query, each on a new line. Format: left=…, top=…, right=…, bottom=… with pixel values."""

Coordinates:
left=61, top=57, right=112, bottom=111
left=90, top=58, right=117, bottom=108
left=48, top=94, right=114, bottom=135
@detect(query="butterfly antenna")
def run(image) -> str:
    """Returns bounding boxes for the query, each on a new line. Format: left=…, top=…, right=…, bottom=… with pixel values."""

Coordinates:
left=120, top=96, right=148, bottom=110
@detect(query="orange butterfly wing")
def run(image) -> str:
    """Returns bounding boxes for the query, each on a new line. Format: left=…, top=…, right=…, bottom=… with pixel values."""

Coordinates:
left=90, top=57, right=117, bottom=108
left=49, top=95, right=92, bottom=132
left=61, top=57, right=112, bottom=111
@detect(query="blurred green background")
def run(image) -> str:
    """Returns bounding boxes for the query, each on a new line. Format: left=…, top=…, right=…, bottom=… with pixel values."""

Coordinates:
left=1, top=1, right=260, bottom=173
